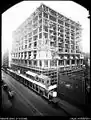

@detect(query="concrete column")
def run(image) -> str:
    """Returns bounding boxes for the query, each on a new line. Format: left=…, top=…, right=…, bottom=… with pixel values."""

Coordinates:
left=70, top=59, right=71, bottom=69
left=42, top=60, right=44, bottom=68
left=48, top=60, right=50, bottom=68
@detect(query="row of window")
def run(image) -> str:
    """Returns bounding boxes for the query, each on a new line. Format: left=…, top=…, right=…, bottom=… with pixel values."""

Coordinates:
left=12, top=59, right=81, bottom=69
left=17, top=21, right=80, bottom=41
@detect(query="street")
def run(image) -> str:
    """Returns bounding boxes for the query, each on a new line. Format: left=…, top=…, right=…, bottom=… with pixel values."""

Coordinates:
left=1, top=70, right=68, bottom=116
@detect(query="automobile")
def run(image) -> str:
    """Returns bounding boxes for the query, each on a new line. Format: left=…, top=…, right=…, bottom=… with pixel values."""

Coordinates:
left=8, top=90, right=15, bottom=99
left=3, top=84, right=8, bottom=91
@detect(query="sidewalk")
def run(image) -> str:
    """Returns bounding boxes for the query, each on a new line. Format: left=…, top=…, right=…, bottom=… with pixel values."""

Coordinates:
left=57, top=97, right=84, bottom=116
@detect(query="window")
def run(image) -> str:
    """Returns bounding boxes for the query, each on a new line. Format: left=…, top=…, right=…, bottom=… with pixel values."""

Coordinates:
left=44, top=60, right=48, bottom=67
left=43, top=32, right=48, bottom=38
left=65, top=22, right=70, bottom=27
left=25, top=60, right=27, bottom=64
left=58, top=13, right=64, bottom=19
left=21, top=52, right=23, bottom=57
left=19, top=53, right=20, bottom=57
left=71, top=25, right=75, bottom=30
left=50, top=60, right=55, bottom=66
left=29, top=43, right=31, bottom=48
left=39, top=33, right=42, bottom=38
left=49, top=15, right=56, bottom=22
left=49, top=9, right=57, bottom=16
left=59, top=60, right=64, bottom=65
left=28, top=32, right=32, bottom=37
left=24, top=35, right=27, bottom=39
left=25, top=40, right=27, bottom=44
left=42, top=5, right=48, bottom=12
left=34, top=42, right=37, bottom=47
left=28, top=21, right=32, bottom=26
left=40, top=60, right=42, bottom=66
left=24, top=52, right=27, bottom=58
left=39, top=12, right=42, bottom=19
left=28, top=51, right=31, bottom=57
left=38, top=5, right=42, bottom=12
left=42, top=79, right=44, bottom=84
left=34, top=60, right=37, bottom=66
left=33, top=16, right=38, bottom=24
left=33, top=29, right=38, bottom=35
left=39, top=25, right=42, bottom=32
left=39, top=19, right=42, bottom=24
left=25, top=45, right=27, bottom=49
left=72, top=60, right=75, bottom=64
left=29, top=38, right=32, bottom=42
left=33, top=23, right=38, bottom=29
left=58, top=19, right=63, bottom=25
left=33, top=35, right=38, bottom=41
left=67, top=60, right=69, bottom=65
left=22, top=46, right=23, bottom=49
left=29, top=60, right=31, bottom=65
left=43, top=25, right=48, bottom=32
left=43, top=12, right=48, bottom=18
left=65, top=49, right=68, bottom=52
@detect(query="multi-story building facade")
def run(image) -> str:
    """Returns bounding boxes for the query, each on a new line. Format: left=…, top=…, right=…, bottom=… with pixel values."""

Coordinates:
left=11, top=4, right=84, bottom=99
left=2, top=49, right=9, bottom=68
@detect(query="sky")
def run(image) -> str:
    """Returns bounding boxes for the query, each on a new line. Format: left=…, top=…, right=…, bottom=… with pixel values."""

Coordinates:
left=2, top=1, right=90, bottom=59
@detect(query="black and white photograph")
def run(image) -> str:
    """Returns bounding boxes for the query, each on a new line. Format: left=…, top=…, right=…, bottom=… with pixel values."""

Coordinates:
left=1, top=0, right=90, bottom=117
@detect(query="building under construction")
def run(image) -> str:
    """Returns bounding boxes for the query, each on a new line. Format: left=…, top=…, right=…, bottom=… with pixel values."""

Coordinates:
left=11, top=4, right=84, bottom=99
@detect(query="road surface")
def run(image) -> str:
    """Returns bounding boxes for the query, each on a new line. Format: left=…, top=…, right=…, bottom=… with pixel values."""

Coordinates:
left=1, top=70, right=68, bottom=116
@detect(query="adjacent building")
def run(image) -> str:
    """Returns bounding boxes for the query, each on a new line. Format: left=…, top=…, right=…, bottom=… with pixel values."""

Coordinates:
left=2, top=49, right=9, bottom=68
left=11, top=4, right=84, bottom=99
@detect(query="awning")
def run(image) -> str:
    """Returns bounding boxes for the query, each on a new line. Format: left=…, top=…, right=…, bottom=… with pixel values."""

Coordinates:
left=26, top=71, right=37, bottom=77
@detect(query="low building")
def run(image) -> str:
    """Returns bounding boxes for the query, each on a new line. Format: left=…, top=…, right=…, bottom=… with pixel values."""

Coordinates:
left=57, top=69, right=86, bottom=105
left=2, top=49, right=9, bottom=68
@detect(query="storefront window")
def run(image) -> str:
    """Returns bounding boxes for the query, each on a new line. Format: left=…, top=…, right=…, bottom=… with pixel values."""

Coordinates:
left=40, top=60, right=42, bottom=66
left=44, top=60, right=48, bottom=67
